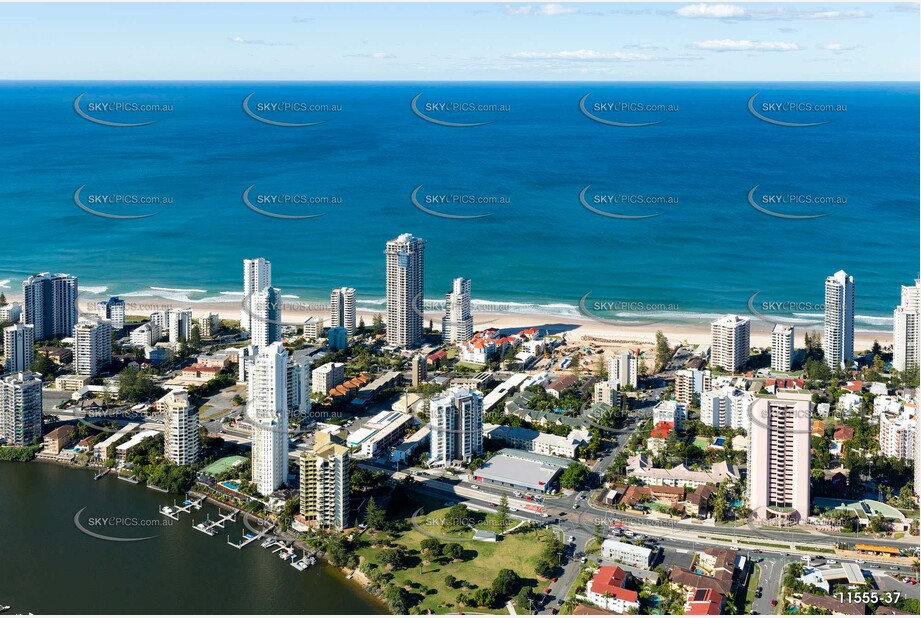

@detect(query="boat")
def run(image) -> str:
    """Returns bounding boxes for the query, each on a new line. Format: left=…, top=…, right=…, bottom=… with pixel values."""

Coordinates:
left=160, top=506, right=174, bottom=515
left=243, top=532, right=256, bottom=539
left=292, top=560, right=309, bottom=571
left=1, top=605, right=11, bottom=612
left=260, top=538, right=275, bottom=548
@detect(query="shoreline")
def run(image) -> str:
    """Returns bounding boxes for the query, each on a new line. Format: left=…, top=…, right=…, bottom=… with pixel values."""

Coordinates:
left=38, top=292, right=895, bottom=352
left=10, top=455, right=389, bottom=612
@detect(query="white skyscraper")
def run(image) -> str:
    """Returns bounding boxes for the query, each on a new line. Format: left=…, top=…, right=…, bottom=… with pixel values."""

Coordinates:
left=0, top=301, right=23, bottom=324
left=710, top=314, right=751, bottom=371
left=442, top=277, right=473, bottom=344
left=250, top=287, right=282, bottom=349
left=300, top=429, right=350, bottom=530
left=3, top=323, right=35, bottom=373
left=286, top=353, right=312, bottom=419
left=330, top=287, right=356, bottom=336
left=248, top=342, right=289, bottom=495
left=22, top=272, right=78, bottom=340
left=824, top=270, right=854, bottom=370
left=893, top=279, right=920, bottom=373
left=385, top=233, right=425, bottom=349
left=748, top=398, right=811, bottom=524
left=168, top=308, right=193, bottom=344
left=700, top=386, right=754, bottom=431
left=161, top=390, right=199, bottom=465
left=0, top=371, right=42, bottom=446
left=429, top=387, right=483, bottom=467
left=771, top=324, right=794, bottom=372
left=0, top=371, right=43, bottom=447
left=96, top=297, right=126, bottom=331
left=74, top=317, right=112, bottom=377
left=608, top=351, right=638, bottom=389
left=242, top=258, right=272, bottom=333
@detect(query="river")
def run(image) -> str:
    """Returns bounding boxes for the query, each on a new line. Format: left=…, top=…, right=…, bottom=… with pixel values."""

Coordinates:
left=0, top=462, right=386, bottom=614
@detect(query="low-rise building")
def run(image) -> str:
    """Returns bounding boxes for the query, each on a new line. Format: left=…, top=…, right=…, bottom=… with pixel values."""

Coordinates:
left=472, top=448, right=567, bottom=495
left=43, top=424, right=77, bottom=453
left=601, top=538, right=653, bottom=569
left=626, top=454, right=740, bottom=489
left=652, top=400, right=687, bottom=430
left=584, top=566, right=639, bottom=614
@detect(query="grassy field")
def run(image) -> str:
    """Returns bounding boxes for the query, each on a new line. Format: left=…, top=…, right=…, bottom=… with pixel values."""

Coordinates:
left=354, top=504, right=554, bottom=614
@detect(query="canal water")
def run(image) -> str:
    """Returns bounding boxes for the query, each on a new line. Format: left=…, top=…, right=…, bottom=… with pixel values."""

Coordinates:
left=0, top=462, right=386, bottom=614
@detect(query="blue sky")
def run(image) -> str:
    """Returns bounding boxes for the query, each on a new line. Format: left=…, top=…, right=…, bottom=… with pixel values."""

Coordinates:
left=1, top=2, right=918, bottom=80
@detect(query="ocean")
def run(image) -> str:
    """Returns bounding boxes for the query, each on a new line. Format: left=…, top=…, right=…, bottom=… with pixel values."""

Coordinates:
left=0, top=82, right=917, bottom=331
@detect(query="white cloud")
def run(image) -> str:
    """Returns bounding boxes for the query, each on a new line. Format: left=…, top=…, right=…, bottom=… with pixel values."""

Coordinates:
left=539, top=3, right=578, bottom=15
left=798, top=10, right=871, bottom=19
left=229, top=36, right=292, bottom=47
left=503, top=4, right=579, bottom=16
left=504, top=5, right=534, bottom=15
left=348, top=51, right=396, bottom=59
left=676, top=4, right=748, bottom=19
left=821, top=43, right=861, bottom=53
left=692, top=38, right=801, bottom=52
left=510, top=49, right=656, bottom=61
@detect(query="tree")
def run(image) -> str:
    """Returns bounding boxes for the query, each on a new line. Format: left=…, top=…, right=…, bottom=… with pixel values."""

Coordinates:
left=472, top=588, right=497, bottom=609
left=655, top=330, right=670, bottom=371
left=491, top=568, right=521, bottom=598
left=379, top=547, right=407, bottom=569
left=372, top=313, right=384, bottom=335
left=444, top=574, right=457, bottom=588
left=30, top=353, right=57, bottom=376
left=560, top=462, right=590, bottom=490
left=364, top=496, right=386, bottom=530
left=0, top=292, right=6, bottom=306
left=496, top=493, right=510, bottom=529
left=443, top=542, right=464, bottom=560
left=420, top=538, right=442, bottom=556
left=443, top=504, right=470, bottom=533
left=190, top=324, right=201, bottom=348
left=514, top=588, right=534, bottom=612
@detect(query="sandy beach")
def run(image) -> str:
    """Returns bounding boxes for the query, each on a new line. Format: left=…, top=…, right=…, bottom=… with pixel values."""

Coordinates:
left=4, top=292, right=887, bottom=356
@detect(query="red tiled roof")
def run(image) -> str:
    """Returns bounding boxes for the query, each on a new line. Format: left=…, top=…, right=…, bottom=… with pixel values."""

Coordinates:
left=833, top=426, right=855, bottom=441
left=685, top=588, right=723, bottom=615
left=590, top=566, right=638, bottom=603
left=842, top=380, right=863, bottom=392
left=650, top=421, right=674, bottom=439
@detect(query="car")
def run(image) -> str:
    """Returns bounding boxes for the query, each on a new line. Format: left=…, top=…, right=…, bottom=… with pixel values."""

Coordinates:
left=580, top=557, right=587, bottom=564
left=730, top=546, right=741, bottom=551
left=470, top=484, right=479, bottom=490
left=573, top=503, right=579, bottom=509
left=754, top=592, right=762, bottom=599
left=510, top=507, right=519, bottom=512
left=870, top=564, right=881, bottom=569
left=540, top=512, right=549, bottom=518
left=545, top=587, right=552, bottom=594
left=567, top=536, right=576, bottom=543
left=756, top=587, right=762, bottom=593
left=551, top=577, right=558, bottom=583
left=770, top=599, right=778, bottom=607
left=855, top=559, right=866, bottom=564
left=827, top=560, right=837, bottom=565
left=487, top=503, right=496, bottom=507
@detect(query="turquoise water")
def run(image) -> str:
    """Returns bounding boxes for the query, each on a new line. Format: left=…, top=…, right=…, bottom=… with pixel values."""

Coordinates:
left=0, top=82, right=917, bottom=329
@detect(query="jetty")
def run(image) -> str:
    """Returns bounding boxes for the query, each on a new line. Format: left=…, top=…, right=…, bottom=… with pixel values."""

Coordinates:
left=160, top=494, right=206, bottom=521
left=192, top=508, right=238, bottom=536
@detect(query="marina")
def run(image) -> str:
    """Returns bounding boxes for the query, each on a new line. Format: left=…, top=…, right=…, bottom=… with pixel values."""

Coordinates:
left=192, top=508, right=238, bottom=536
left=159, top=494, right=206, bottom=521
